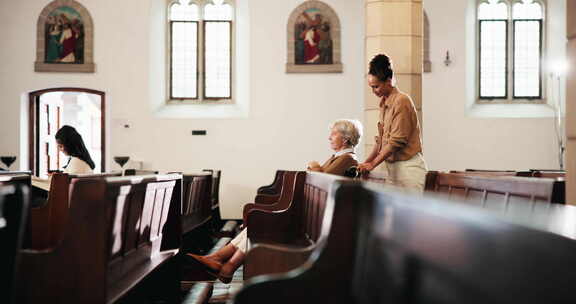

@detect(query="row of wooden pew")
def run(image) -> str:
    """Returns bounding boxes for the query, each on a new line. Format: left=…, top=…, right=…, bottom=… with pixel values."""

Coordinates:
left=228, top=169, right=575, bottom=303
left=1, top=169, right=224, bottom=304
left=3, top=167, right=573, bottom=303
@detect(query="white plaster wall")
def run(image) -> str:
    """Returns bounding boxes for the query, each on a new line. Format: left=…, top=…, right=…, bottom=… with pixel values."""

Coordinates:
left=0, top=0, right=364, bottom=218
left=423, top=0, right=567, bottom=171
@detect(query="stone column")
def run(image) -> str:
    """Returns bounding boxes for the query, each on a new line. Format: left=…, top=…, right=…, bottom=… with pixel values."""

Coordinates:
left=566, top=1, right=576, bottom=204
left=364, top=0, right=423, bottom=173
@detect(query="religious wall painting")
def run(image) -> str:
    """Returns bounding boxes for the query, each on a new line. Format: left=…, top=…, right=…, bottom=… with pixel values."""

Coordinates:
left=45, top=6, right=84, bottom=64
left=36, top=0, right=95, bottom=72
left=287, top=1, right=342, bottom=73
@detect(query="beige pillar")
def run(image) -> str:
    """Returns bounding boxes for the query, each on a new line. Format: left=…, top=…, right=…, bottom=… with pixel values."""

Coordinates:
left=566, top=1, right=576, bottom=204
left=364, top=0, right=423, bottom=173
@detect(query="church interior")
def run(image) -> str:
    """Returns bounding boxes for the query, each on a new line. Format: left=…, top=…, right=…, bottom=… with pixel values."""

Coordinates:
left=1, top=0, right=576, bottom=303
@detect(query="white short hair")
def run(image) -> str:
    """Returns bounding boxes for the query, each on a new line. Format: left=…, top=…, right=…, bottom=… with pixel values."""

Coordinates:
left=330, top=119, right=363, bottom=147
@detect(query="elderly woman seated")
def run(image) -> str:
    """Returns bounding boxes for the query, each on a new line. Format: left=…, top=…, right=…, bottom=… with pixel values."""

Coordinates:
left=186, top=119, right=363, bottom=284
left=307, top=119, right=363, bottom=176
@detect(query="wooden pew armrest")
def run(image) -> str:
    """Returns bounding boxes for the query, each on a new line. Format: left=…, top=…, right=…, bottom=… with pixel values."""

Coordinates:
left=243, top=202, right=289, bottom=222
left=244, top=243, right=314, bottom=279
left=254, top=194, right=280, bottom=205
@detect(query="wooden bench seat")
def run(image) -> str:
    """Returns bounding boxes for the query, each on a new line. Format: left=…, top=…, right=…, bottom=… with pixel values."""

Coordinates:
left=243, top=172, right=345, bottom=279
left=16, top=174, right=182, bottom=304
left=234, top=181, right=576, bottom=304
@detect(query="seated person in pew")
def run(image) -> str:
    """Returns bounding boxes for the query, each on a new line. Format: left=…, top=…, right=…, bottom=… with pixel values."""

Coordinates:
left=31, top=125, right=95, bottom=192
left=186, top=121, right=363, bottom=284
left=186, top=229, right=248, bottom=284
left=307, top=119, right=362, bottom=176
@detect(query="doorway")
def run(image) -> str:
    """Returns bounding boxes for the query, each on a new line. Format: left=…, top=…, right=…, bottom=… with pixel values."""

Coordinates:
left=28, top=88, right=105, bottom=177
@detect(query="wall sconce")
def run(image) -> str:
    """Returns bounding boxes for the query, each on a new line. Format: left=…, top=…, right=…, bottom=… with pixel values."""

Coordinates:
left=444, top=51, right=452, bottom=66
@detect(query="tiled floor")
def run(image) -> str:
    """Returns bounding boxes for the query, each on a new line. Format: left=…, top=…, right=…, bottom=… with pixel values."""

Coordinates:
left=208, top=266, right=244, bottom=303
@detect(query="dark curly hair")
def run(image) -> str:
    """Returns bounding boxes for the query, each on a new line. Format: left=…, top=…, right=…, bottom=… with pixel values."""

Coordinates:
left=369, top=54, right=394, bottom=82
left=55, top=125, right=95, bottom=170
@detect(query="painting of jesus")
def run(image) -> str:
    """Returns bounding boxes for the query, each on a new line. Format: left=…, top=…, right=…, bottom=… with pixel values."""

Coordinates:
left=295, top=8, right=333, bottom=65
left=44, top=6, right=84, bottom=64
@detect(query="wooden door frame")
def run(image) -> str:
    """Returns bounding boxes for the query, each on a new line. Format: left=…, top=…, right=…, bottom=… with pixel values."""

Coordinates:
left=28, top=88, right=106, bottom=175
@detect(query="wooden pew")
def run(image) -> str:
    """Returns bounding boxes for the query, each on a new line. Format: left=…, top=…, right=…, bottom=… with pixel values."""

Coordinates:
left=0, top=183, right=30, bottom=304
left=27, top=172, right=121, bottom=249
left=0, top=170, right=32, bottom=176
left=234, top=179, right=364, bottom=303
left=243, top=172, right=345, bottom=279
left=251, top=171, right=291, bottom=205
left=202, top=169, right=223, bottom=229
left=181, top=172, right=213, bottom=235
left=243, top=171, right=305, bottom=219
left=125, top=169, right=159, bottom=175
left=234, top=182, right=576, bottom=304
left=256, top=170, right=286, bottom=196
left=431, top=172, right=564, bottom=206
left=0, top=173, right=31, bottom=188
left=16, top=174, right=182, bottom=304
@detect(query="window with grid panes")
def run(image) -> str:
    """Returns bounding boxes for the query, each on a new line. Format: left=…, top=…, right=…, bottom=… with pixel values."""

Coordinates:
left=169, top=0, right=233, bottom=102
left=477, top=0, right=544, bottom=101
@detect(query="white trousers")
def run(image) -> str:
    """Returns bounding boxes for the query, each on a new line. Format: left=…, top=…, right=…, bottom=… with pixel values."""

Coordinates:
left=383, top=153, right=428, bottom=193
left=230, top=228, right=248, bottom=253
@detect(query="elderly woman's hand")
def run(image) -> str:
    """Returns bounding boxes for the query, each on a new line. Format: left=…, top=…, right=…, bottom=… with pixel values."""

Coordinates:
left=307, top=161, right=321, bottom=170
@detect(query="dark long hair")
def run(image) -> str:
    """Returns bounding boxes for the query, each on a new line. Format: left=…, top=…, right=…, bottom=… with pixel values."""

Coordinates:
left=55, top=125, right=95, bottom=170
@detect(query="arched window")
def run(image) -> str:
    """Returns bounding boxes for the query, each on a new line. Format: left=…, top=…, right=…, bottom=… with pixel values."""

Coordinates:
left=477, top=0, right=544, bottom=101
left=168, top=0, right=234, bottom=101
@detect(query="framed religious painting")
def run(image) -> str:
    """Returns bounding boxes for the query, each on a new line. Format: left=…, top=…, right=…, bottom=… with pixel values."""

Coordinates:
left=35, top=0, right=95, bottom=72
left=286, top=0, right=342, bottom=73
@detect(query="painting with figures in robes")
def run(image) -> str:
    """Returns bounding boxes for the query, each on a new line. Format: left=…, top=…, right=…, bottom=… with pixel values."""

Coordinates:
left=44, top=6, right=84, bottom=64
left=294, top=7, right=333, bottom=65
left=286, top=0, right=341, bottom=73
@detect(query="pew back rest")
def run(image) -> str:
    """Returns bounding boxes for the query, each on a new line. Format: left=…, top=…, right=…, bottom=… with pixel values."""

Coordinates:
left=203, top=169, right=221, bottom=208
left=29, top=172, right=122, bottom=249
left=353, top=187, right=576, bottom=304
left=124, top=169, right=159, bottom=176
left=296, top=172, right=341, bottom=243
left=17, top=174, right=180, bottom=304
left=257, top=170, right=286, bottom=195
left=0, top=184, right=29, bottom=304
left=431, top=172, right=557, bottom=209
left=0, top=174, right=31, bottom=187
left=181, top=173, right=213, bottom=233
left=105, top=176, right=178, bottom=287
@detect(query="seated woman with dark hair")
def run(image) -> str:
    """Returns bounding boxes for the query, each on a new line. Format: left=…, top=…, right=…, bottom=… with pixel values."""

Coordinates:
left=54, top=125, right=95, bottom=174
left=32, top=125, right=95, bottom=191
left=307, top=119, right=363, bottom=176
left=186, top=119, right=363, bottom=284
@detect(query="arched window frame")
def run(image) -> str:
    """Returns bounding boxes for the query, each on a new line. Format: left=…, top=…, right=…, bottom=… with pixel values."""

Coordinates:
left=476, top=0, right=547, bottom=104
left=423, top=11, right=431, bottom=73
left=166, top=0, right=235, bottom=104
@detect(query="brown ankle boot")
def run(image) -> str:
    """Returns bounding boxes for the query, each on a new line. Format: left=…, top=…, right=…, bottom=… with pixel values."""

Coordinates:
left=217, top=250, right=246, bottom=284
left=186, top=254, right=222, bottom=277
